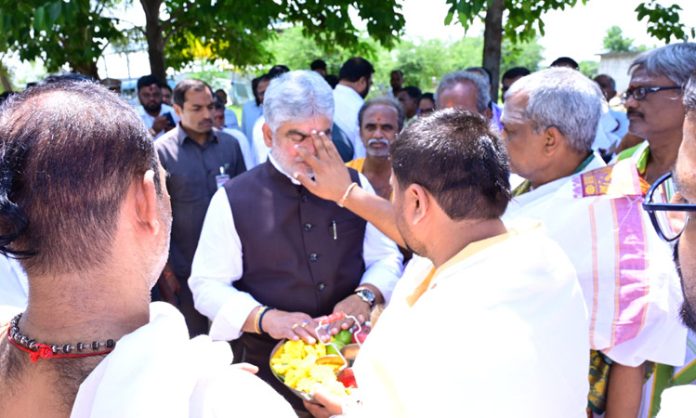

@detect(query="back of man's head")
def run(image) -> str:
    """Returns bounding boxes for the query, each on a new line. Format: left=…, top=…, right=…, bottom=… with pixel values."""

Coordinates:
left=400, top=86, right=422, bottom=101
left=137, top=74, right=161, bottom=92
left=506, top=67, right=603, bottom=153
left=310, top=59, right=327, bottom=72
left=550, top=57, right=579, bottom=70
left=0, top=80, right=160, bottom=277
left=338, top=57, right=374, bottom=82
left=435, top=71, right=490, bottom=113
left=466, top=66, right=493, bottom=85
left=173, top=79, right=211, bottom=107
left=502, top=67, right=531, bottom=82
left=391, top=109, right=511, bottom=220
left=263, top=70, right=334, bottom=133
left=268, top=65, right=291, bottom=80
left=630, top=43, right=696, bottom=87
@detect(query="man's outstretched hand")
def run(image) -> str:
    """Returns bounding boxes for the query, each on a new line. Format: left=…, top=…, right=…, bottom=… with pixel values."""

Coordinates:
left=294, top=131, right=352, bottom=202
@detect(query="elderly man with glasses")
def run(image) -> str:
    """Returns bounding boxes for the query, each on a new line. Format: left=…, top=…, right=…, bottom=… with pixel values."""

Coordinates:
left=616, top=43, right=696, bottom=185
left=641, top=74, right=696, bottom=418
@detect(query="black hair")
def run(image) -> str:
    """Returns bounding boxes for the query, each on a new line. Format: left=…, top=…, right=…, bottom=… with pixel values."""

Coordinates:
left=310, top=59, right=327, bottom=71
left=339, top=57, right=374, bottom=82
left=502, top=67, right=531, bottom=81
left=324, top=74, right=339, bottom=89
left=550, top=57, right=579, bottom=70
left=0, top=80, right=160, bottom=275
left=137, top=74, right=163, bottom=91
left=391, top=109, right=511, bottom=220
left=419, top=92, right=435, bottom=104
left=268, top=65, right=290, bottom=79
left=172, top=79, right=212, bottom=107
left=399, top=86, right=422, bottom=100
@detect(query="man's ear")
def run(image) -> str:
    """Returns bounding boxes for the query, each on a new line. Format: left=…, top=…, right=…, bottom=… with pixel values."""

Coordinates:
left=173, top=103, right=184, bottom=118
left=483, top=107, right=493, bottom=120
left=543, top=126, right=563, bottom=156
left=134, top=170, right=162, bottom=235
left=358, top=76, right=368, bottom=91
left=404, top=184, right=430, bottom=226
left=262, top=123, right=273, bottom=148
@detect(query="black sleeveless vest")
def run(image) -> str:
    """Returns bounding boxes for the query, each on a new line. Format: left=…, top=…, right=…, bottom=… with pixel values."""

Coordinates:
left=225, top=161, right=366, bottom=409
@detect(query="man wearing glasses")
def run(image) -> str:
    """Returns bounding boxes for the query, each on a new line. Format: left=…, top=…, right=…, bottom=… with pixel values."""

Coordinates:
left=617, top=43, right=696, bottom=185
left=642, top=74, right=696, bottom=417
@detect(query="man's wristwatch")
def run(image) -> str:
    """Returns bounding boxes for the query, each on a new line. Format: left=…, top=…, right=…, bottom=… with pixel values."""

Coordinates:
left=354, top=288, right=376, bottom=307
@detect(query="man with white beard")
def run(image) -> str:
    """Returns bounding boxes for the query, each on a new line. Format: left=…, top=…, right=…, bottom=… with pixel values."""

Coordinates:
left=345, top=98, right=405, bottom=200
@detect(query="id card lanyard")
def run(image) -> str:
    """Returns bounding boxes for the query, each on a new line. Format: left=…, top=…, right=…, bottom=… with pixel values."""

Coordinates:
left=215, top=166, right=230, bottom=189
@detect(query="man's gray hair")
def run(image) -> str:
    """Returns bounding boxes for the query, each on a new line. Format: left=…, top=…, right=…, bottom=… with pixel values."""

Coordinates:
left=629, top=43, right=696, bottom=87
left=685, top=72, right=696, bottom=114
left=263, top=70, right=334, bottom=132
left=435, top=71, right=490, bottom=113
left=505, top=67, right=603, bottom=153
left=358, top=97, right=406, bottom=131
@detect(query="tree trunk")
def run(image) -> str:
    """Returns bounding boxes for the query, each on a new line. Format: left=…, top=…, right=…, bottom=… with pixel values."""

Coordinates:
left=0, top=63, right=14, bottom=92
left=482, top=0, right=504, bottom=103
left=71, top=60, right=100, bottom=80
left=140, top=0, right=166, bottom=81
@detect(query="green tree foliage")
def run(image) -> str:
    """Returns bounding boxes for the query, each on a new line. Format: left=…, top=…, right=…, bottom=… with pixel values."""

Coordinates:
left=140, top=0, right=405, bottom=81
left=264, top=26, right=542, bottom=93
left=603, top=26, right=635, bottom=52
left=579, top=60, right=598, bottom=78
left=0, top=0, right=403, bottom=81
left=445, top=0, right=584, bottom=101
left=636, top=0, right=695, bottom=43
left=500, top=38, right=543, bottom=74
left=264, top=27, right=358, bottom=75
left=0, top=0, right=123, bottom=78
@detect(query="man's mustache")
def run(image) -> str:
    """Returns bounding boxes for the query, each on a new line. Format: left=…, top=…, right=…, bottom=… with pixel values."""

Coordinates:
left=367, top=138, right=390, bottom=147
left=627, top=109, right=644, bottom=119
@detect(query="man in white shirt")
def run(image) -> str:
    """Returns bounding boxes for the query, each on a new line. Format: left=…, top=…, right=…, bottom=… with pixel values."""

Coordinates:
left=135, top=74, right=179, bottom=139
left=304, top=109, right=589, bottom=418
left=0, top=79, right=294, bottom=417
left=502, top=67, right=685, bottom=417
left=189, top=70, right=402, bottom=413
left=241, top=75, right=269, bottom=148
left=333, top=57, right=374, bottom=159
left=213, top=88, right=240, bottom=130
left=0, top=254, right=27, bottom=309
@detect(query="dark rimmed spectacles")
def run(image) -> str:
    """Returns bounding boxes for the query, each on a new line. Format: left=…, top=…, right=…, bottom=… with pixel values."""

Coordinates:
left=621, top=86, right=681, bottom=102
left=643, top=172, right=696, bottom=241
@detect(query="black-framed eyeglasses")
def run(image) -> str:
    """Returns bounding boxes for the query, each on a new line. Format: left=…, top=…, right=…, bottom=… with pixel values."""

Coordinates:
left=642, top=172, right=696, bottom=241
left=621, top=86, right=681, bottom=102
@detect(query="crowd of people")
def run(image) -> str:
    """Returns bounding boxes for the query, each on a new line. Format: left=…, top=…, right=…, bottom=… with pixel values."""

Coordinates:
left=1, top=40, right=696, bottom=418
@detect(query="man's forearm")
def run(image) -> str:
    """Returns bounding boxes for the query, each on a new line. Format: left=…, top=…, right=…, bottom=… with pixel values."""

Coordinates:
left=604, top=362, right=644, bottom=418
left=343, top=187, right=405, bottom=248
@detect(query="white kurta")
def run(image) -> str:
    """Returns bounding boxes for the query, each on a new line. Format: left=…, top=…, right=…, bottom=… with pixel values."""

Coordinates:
left=639, top=329, right=696, bottom=418
left=656, top=384, right=696, bottom=417
left=333, top=84, right=365, bottom=159
left=0, top=255, right=28, bottom=309
left=504, top=157, right=686, bottom=368
left=352, top=225, right=590, bottom=417
left=71, top=302, right=295, bottom=418
left=135, top=104, right=179, bottom=140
